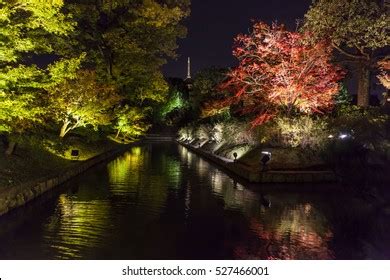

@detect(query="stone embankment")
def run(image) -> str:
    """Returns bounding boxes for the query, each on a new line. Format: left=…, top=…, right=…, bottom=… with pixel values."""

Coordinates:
left=177, top=140, right=337, bottom=184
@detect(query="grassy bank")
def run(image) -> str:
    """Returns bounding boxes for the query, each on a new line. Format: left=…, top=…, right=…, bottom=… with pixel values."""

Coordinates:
left=0, top=136, right=122, bottom=189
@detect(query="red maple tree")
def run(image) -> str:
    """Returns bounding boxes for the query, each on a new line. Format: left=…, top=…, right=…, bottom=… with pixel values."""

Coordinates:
left=211, top=22, right=345, bottom=126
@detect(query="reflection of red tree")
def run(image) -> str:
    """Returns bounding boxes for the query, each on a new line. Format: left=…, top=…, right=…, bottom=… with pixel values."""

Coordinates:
left=234, top=205, right=334, bottom=260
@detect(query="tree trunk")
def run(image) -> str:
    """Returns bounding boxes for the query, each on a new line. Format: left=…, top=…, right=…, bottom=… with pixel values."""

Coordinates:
left=357, top=64, right=371, bottom=107
left=115, top=129, right=121, bottom=139
left=5, top=141, right=16, bottom=156
left=60, top=122, right=69, bottom=138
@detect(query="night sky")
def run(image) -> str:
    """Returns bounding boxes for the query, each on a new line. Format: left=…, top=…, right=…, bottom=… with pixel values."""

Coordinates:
left=163, top=0, right=313, bottom=78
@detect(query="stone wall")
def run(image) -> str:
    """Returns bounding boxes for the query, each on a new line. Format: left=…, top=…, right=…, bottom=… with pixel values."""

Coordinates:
left=177, top=140, right=337, bottom=184
left=0, top=145, right=134, bottom=217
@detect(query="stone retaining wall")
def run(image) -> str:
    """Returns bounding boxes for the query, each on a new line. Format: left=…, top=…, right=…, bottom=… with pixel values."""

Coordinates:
left=178, top=140, right=337, bottom=184
left=0, top=145, right=134, bottom=217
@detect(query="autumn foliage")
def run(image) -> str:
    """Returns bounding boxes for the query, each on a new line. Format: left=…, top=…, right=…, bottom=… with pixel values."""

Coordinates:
left=377, top=58, right=390, bottom=90
left=208, top=22, right=345, bottom=126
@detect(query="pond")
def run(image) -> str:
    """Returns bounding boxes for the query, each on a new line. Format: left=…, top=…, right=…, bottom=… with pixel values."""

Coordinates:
left=0, top=143, right=389, bottom=259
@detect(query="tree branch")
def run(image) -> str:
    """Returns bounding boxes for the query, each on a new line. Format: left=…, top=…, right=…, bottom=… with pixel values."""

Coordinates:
left=332, top=43, right=365, bottom=60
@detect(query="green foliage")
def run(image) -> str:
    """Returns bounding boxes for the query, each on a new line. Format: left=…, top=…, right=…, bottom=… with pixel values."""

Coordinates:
left=65, top=0, right=188, bottom=105
left=330, top=106, right=389, bottom=151
left=114, top=106, right=151, bottom=139
left=0, top=0, right=79, bottom=134
left=190, top=67, right=228, bottom=119
left=160, top=91, right=185, bottom=117
left=179, top=120, right=257, bottom=146
left=334, top=84, right=352, bottom=108
left=193, top=67, right=228, bottom=100
left=179, top=115, right=330, bottom=151
left=303, top=0, right=389, bottom=51
left=0, top=0, right=74, bottom=63
left=157, top=89, right=188, bottom=123
left=178, top=125, right=195, bottom=140
left=47, top=70, right=122, bottom=137
left=303, top=0, right=389, bottom=106
left=271, top=116, right=329, bottom=150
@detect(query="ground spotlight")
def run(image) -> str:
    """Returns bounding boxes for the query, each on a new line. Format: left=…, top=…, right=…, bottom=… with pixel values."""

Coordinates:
left=261, top=151, right=272, bottom=171
left=338, top=133, right=351, bottom=140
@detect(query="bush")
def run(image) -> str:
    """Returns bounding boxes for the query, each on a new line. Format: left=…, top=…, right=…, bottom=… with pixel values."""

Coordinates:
left=330, top=106, right=389, bottom=152
left=196, top=124, right=213, bottom=140
left=255, top=116, right=330, bottom=150
left=218, top=121, right=257, bottom=145
left=178, top=120, right=257, bottom=146
left=178, top=125, right=197, bottom=140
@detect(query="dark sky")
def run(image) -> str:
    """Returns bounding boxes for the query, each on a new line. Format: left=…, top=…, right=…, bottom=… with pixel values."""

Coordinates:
left=163, top=0, right=313, bottom=78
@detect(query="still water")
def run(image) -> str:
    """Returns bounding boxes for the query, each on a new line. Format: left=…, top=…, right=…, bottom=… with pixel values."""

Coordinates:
left=0, top=143, right=389, bottom=259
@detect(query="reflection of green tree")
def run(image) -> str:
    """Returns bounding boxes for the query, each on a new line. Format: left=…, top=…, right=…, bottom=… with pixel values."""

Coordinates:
left=107, top=145, right=182, bottom=210
left=108, top=147, right=143, bottom=185
left=44, top=194, right=112, bottom=259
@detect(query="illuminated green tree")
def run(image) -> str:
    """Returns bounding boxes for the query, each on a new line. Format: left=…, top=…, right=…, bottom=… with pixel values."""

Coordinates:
left=114, top=106, right=151, bottom=140
left=303, top=0, right=390, bottom=107
left=159, top=90, right=186, bottom=120
left=0, top=0, right=80, bottom=154
left=334, top=84, right=352, bottom=108
left=191, top=67, right=229, bottom=119
left=65, top=0, right=189, bottom=104
left=48, top=70, right=122, bottom=138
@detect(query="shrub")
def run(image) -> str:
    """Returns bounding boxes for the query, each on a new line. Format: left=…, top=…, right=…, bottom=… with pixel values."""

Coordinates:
left=330, top=106, right=389, bottom=152
left=276, top=116, right=329, bottom=149
left=178, top=126, right=195, bottom=140
left=178, top=120, right=257, bottom=146
left=196, top=124, right=213, bottom=140
left=214, top=121, right=257, bottom=145
left=255, top=116, right=330, bottom=150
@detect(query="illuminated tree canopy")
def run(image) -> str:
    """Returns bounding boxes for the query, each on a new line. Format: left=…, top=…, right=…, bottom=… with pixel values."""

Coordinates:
left=48, top=70, right=122, bottom=138
left=303, top=0, right=390, bottom=107
left=0, top=0, right=189, bottom=155
left=212, top=22, right=345, bottom=126
left=114, top=106, right=151, bottom=140
left=66, top=0, right=189, bottom=105
left=190, top=67, right=229, bottom=120
left=0, top=0, right=80, bottom=135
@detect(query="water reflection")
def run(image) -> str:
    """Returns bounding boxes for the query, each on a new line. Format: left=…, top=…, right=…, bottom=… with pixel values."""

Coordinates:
left=44, top=194, right=112, bottom=259
left=0, top=143, right=389, bottom=259
left=178, top=145, right=335, bottom=259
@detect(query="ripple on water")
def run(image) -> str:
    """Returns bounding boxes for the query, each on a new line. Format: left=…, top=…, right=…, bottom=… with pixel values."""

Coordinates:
left=0, top=143, right=389, bottom=259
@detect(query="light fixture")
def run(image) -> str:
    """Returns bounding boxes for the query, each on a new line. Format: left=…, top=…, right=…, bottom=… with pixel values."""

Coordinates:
left=338, top=133, right=350, bottom=140
left=71, top=149, right=80, bottom=160
left=261, top=151, right=272, bottom=171
left=233, top=152, right=238, bottom=161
